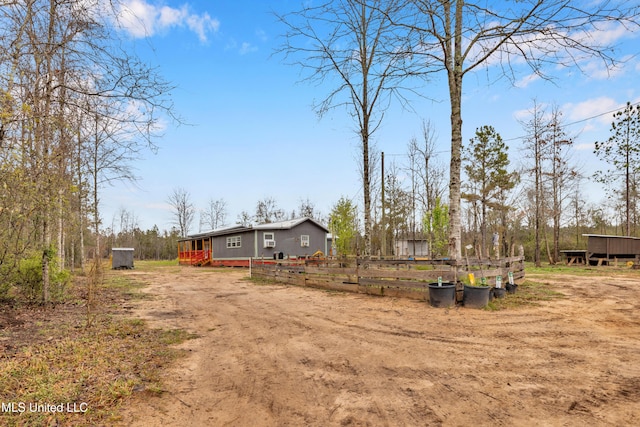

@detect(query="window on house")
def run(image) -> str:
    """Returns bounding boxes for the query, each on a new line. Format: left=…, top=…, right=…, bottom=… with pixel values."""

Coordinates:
left=301, top=235, right=310, bottom=247
left=226, top=236, right=241, bottom=248
left=263, top=232, right=275, bottom=248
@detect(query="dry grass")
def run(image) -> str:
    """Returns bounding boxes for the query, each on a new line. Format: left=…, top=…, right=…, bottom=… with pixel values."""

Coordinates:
left=0, top=263, right=195, bottom=426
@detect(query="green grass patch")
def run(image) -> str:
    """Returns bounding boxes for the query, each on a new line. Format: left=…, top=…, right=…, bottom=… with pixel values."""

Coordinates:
left=134, top=259, right=181, bottom=273
left=159, top=328, right=200, bottom=345
left=485, top=279, right=565, bottom=311
left=0, top=266, right=196, bottom=426
left=525, top=261, right=640, bottom=277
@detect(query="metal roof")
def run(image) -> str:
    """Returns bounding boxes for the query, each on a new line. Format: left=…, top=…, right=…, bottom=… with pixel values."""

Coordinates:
left=180, top=217, right=329, bottom=241
left=582, top=234, right=640, bottom=240
left=253, top=217, right=329, bottom=232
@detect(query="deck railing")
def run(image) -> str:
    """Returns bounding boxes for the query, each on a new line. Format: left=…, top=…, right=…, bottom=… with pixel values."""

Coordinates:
left=178, top=249, right=211, bottom=266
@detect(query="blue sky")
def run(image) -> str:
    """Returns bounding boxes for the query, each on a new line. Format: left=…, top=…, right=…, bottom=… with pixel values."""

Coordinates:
left=101, top=0, right=640, bottom=234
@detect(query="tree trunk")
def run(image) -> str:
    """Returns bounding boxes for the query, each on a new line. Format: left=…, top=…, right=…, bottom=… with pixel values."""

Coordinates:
left=362, top=130, right=372, bottom=258
left=446, top=1, right=463, bottom=260
left=42, top=220, right=51, bottom=304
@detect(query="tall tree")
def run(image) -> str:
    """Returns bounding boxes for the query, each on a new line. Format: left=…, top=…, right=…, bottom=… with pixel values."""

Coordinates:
left=277, top=0, right=415, bottom=257
left=463, top=125, right=517, bottom=255
left=546, top=106, right=576, bottom=262
left=406, top=119, right=446, bottom=256
left=381, top=161, right=411, bottom=255
left=520, top=101, right=550, bottom=267
left=594, top=102, right=640, bottom=236
left=167, top=188, right=195, bottom=238
left=397, top=0, right=640, bottom=259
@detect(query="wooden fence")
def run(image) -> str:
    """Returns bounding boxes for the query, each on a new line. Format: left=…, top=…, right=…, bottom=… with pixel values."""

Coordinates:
left=250, top=256, right=525, bottom=302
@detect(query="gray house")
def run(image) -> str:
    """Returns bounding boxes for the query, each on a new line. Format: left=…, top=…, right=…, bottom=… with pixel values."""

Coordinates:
left=178, top=217, right=330, bottom=266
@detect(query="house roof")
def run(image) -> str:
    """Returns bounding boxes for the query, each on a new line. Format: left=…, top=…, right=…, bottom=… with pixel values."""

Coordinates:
left=180, top=224, right=250, bottom=241
left=180, top=217, right=329, bottom=241
left=253, top=217, right=329, bottom=232
left=582, top=234, right=640, bottom=240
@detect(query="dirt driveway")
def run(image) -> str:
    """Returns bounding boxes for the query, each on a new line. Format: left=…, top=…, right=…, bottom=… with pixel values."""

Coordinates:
left=119, top=267, right=640, bottom=426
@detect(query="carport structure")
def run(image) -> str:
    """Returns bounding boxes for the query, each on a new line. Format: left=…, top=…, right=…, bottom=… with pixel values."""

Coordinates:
left=583, top=234, right=640, bottom=265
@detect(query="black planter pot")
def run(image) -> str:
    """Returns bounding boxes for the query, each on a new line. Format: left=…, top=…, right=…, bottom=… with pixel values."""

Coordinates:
left=463, top=285, right=491, bottom=308
left=428, top=283, right=456, bottom=308
left=506, top=283, right=518, bottom=294
left=493, top=287, right=506, bottom=299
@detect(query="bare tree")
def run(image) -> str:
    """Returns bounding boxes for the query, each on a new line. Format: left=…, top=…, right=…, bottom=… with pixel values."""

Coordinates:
left=406, top=119, right=446, bottom=255
left=236, top=211, right=252, bottom=227
left=254, top=197, right=285, bottom=224
left=297, top=197, right=324, bottom=222
left=167, top=188, right=195, bottom=238
left=200, top=197, right=227, bottom=231
left=0, top=0, right=177, bottom=302
left=520, top=101, right=549, bottom=267
left=546, top=106, right=577, bottom=262
left=276, top=0, right=416, bottom=257
left=396, top=0, right=640, bottom=259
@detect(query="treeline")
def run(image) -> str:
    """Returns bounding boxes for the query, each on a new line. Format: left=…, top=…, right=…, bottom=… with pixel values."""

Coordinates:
left=0, top=1, right=174, bottom=303
left=104, top=226, right=180, bottom=262
left=326, top=104, right=640, bottom=264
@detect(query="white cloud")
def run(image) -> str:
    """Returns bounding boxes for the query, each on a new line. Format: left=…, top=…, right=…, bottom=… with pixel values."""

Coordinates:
left=117, top=0, right=219, bottom=42
left=582, top=20, right=633, bottom=46
left=117, top=0, right=156, bottom=38
left=255, top=29, right=268, bottom=42
left=187, top=12, right=220, bottom=43
left=579, top=56, right=631, bottom=80
left=239, top=42, right=258, bottom=55
left=562, top=97, right=619, bottom=126
left=574, top=142, right=595, bottom=151
left=512, top=102, right=549, bottom=122
left=514, top=73, right=541, bottom=88
left=158, top=5, right=187, bottom=27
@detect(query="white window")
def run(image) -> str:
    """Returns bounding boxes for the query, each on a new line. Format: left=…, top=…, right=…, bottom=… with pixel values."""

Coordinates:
left=226, top=236, right=241, bottom=248
left=301, top=235, right=310, bottom=247
left=263, top=232, right=276, bottom=248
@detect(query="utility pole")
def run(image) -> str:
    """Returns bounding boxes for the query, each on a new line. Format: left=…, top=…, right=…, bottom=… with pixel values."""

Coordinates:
left=381, top=151, right=386, bottom=257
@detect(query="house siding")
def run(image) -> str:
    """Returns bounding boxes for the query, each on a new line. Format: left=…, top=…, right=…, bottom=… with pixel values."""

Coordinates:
left=586, top=235, right=640, bottom=258
left=211, top=230, right=256, bottom=259
left=206, top=219, right=328, bottom=260
left=254, top=221, right=327, bottom=259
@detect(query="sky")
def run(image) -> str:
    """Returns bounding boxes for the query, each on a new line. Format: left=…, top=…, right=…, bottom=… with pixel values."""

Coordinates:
left=100, top=0, right=640, bottom=234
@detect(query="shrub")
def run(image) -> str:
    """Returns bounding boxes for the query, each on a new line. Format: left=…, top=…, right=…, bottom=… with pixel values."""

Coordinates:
left=14, top=251, right=71, bottom=302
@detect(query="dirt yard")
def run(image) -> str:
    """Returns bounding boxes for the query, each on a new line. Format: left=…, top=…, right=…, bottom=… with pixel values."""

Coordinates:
left=119, top=266, right=640, bottom=426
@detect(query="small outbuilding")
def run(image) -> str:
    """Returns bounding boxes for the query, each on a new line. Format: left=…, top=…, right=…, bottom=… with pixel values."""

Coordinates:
left=583, top=234, right=640, bottom=265
left=111, top=248, right=135, bottom=269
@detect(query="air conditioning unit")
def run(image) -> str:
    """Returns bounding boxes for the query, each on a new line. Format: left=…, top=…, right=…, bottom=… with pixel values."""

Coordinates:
left=264, top=240, right=276, bottom=248
left=301, top=241, right=309, bottom=247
